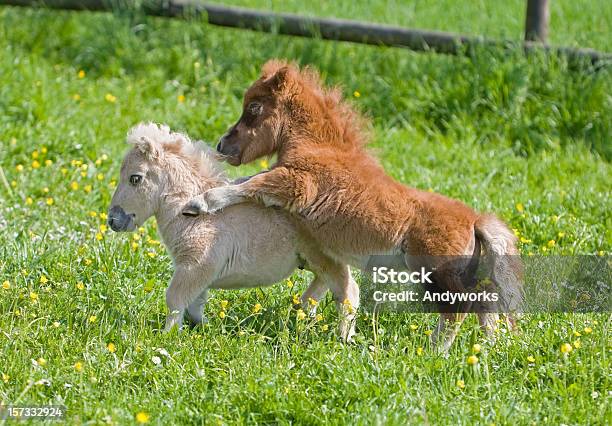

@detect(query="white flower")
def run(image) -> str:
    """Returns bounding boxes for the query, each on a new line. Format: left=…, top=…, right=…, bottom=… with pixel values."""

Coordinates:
left=591, top=391, right=599, bottom=399
left=151, top=356, right=162, bottom=365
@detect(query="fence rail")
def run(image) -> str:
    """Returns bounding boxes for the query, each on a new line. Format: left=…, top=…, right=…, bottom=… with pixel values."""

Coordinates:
left=2, top=0, right=610, bottom=65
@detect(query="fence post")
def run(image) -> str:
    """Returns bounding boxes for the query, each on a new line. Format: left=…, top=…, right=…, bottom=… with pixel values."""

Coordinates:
left=525, top=0, right=550, bottom=43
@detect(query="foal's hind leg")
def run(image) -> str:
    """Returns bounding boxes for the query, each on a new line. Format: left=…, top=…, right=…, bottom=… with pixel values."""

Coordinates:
left=432, top=312, right=469, bottom=354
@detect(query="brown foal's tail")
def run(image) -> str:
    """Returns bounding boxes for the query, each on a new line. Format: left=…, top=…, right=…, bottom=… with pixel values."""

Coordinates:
left=475, top=214, right=524, bottom=313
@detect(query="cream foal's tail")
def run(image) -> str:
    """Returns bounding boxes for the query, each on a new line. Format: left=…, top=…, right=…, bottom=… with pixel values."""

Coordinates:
left=474, top=214, right=524, bottom=313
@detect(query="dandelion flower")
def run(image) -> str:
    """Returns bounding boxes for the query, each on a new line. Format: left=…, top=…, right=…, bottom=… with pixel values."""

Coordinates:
left=308, top=297, right=318, bottom=306
left=132, top=242, right=139, bottom=250
left=70, top=181, right=79, bottom=191
left=560, top=343, right=573, bottom=354
left=36, top=357, right=47, bottom=366
left=547, top=240, right=555, bottom=248
left=584, top=327, right=592, bottom=334
left=46, top=197, right=54, bottom=206
left=467, top=355, right=479, bottom=365
left=78, top=70, right=85, bottom=78
left=84, top=185, right=92, bottom=193
left=353, top=90, right=361, bottom=98
left=89, top=211, right=98, bottom=217
left=2, top=281, right=10, bottom=290
left=527, top=355, right=536, bottom=363
left=40, top=275, right=48, bottom=284
left=410, top=324, right=418, bottom=330
left=76, top=282, right=85, bottom=291
left=45, top=159, right=53, bottom=166
left=135, top=411, right=150, bottom=424
left=515, top=203, right=524, bottom=212
left=29, top=291, right=38, bottom=301
left=41, top=146, right=48, bottom=154
left=73, top=94, right=81, bottom=101
left=456, top=379, right=465, bottom=389
left=573, top=331, right=581, bottom=337
left=472, top=344, right=481, bottom=354
left=177, top=94, right=185, bottom=103
left=296, top=309, right=306, bottom=321
left=97, top=173, right=104, bottom=181
left=252, top=303, right=262, bottom=313
left=146, top=252, right=157, bottom=258
left=88, top=315, right=97, bottom=323
left=107, top=342, right=116, bottom=353
left=218, top=311, right=226, bottom=319
left=573, top=340, right=581, bottom=349
left=416, top=347, right=424, bottom=356
left=31, top=150, right=39, bottom=159
left=99, top=224, right=108, bottom=233
left=2, top=373, right=9, bottom=383
left=32, top=160, right=41, bottom=169
left=259, top=159, right=269, bottom=169
left=321, top=324, right=329, bottom=331
left=424, top=330, right=433, bottom=336
left=74, top=362, right=83, bottom=372
left=16, top=164, right=24, bottom=172
left=220, top=300, right=229, bottom=310
left=105, top=93, right=117, bottom=103
left=95, top=233, right=103, bottom=241
left=315, top=313, right=323, bottom=322
left=292, top=294, right=300, bottom=305
left=286, top=279, right=293, bottom=288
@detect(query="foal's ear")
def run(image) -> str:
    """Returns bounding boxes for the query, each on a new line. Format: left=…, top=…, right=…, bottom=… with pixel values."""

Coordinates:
left=262, top=61, right=293, bottom=92
left=134, top=136, right=162, bottom=160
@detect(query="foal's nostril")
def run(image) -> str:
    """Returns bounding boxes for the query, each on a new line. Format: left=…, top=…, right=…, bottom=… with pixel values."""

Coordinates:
left=216, top=141, right=222, bottom=152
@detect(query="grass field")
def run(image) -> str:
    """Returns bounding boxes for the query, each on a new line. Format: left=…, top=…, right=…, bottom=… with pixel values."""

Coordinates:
left=0, top=1, right=610, bottom=424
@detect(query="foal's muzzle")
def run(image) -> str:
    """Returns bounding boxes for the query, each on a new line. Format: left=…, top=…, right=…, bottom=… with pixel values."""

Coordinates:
left=107, top=205, right=135, bottom=232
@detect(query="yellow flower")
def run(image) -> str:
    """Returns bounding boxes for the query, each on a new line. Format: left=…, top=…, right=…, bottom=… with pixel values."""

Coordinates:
left=132, top=234, right=141, bottom=241
left=467, top=355, right=479, bottom=365
left=95, top=233, right=103, bottom=241
left=89, top=211, right=98, bottom=217
left=573, top=340, right=581, bottom=349
left=456, top=379, right=465, bottom=389
left=84, top=185, right=92, bottom=193
left=547, top=240, right=555, bottom=248
left=410, top=324, right=418, bottom=330
left=15, top=164, right=24, bottom=172
left=308, top=297, right=318, bottom=306
left=100, top=212, right=108, bottom=220
left=472, top=344, right=481, bottom=354
left=45, top=159, right=53, bottom=166
left=74, top=362, right=83, bottom=372
left=52, top=321, right=60, bottom=328
left=584, top=327, right=592, bottom=334
left=515, top=203, right=524, bottom=212
left=573, top=331, right=581, bottom=337
left=88, top=315, right=97, bottom=323
left=24, top=197, right=33, bottom=205
left=84, top=258, right=92, bottom=266
left=97, top=173, right=104, bottom=181
left=220, top=300, right=229, bottom=310
left=78, top=70, right=85, bottom=78
left=259, top=159, right=269, bottom=169
left=105, top=93, right=117, bottom=103
left=342, top=298, right=354, bottom=314
left=315, top=313, right=323, bottom=322
left=36, top=357, right=47, bottom=366
left=31, top=150, right=39, bottom=159
left=10, top=180, right=16, bottom=188
left=560, top=343, right=572, bottom=354
left=321, top=324, right=329, bottom=331
left=252, top=303, right=262, bottom=313
left=527, top=355, right=536, bottom=363
left=76, top=281, right=85, bottom=291
left=70, top=181, right=79, bottom=191
left=558, top=232, right=565, bottom=238
left=292, top=294, right=300, bottom=305
left=46, top=197, right=54, bottom=206
left=2, top=373, right=9, bottom=383
left=132, top=242, right=139, bottom=250
left=43, top=187, right=49, bottom=193
left=99, top=224, right=108, bottom=233
left=40, top=275, right=48, bottom=284
left=218, top=311, right=226, bottom=319
left=41, top=146, right=48, bottom=154
left=2, top=281, right=10, bottom=290
left=29, top=291, right=38, bottom=301
left=416, top=347, right=424, bottom=356
left=61, top=168, right=68, bottom=175
left=135, top=411, right=150, bottom=424
left=107, top=342, right=116, bottom=353
left=296, top=309, right=306, bottom=321
left=146, top=252, right=157, bottom=258
left=424, top=330, right=433, bottom=336
left=177, top=94, right=186, bottom=103
left=353, top=90, right=361, bottom=98
left=31, top=160, right=41, bottom=169
left=72, top=93, right=81, bottom=101
left=286, top=279, right=294, bottom=288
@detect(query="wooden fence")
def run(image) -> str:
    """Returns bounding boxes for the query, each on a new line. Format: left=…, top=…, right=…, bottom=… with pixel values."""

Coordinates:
left=1, top=0, right=610, bottom=65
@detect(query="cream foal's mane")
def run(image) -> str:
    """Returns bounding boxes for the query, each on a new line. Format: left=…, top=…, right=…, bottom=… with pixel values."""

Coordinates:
left=126, top=122, right=227, bottom=184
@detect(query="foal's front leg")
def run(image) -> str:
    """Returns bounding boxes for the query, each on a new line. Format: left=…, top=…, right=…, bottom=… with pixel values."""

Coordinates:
left=182, top=167, right=298, bottom=215
left=164, top=267, right=211, bottom=332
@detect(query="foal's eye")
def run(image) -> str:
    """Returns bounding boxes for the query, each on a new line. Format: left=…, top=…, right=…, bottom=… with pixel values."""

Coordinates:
left=129, top=175, right=143, bottom=186
left=247, top=101, right=263, bottom=116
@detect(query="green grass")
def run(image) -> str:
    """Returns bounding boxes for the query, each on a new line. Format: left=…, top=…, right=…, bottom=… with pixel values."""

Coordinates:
left=0, top=2, right=610, bottom=424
